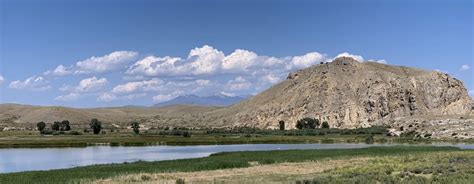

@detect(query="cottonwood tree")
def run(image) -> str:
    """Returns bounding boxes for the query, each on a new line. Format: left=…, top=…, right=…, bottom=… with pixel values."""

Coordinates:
left=279, top=120, right=285, bottom=130
left=131, top=122, right=140, bottom=134
left=89, top=119, right=102, bottom=134
left=36, top=121, right=46, bottom=132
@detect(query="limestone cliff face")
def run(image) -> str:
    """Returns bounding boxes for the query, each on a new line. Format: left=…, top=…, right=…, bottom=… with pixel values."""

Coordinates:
left=221, top=57, right=473, bottom=129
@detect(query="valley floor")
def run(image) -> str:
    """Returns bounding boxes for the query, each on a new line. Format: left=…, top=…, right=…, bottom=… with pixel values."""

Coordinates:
left=0, top=146, right=472, bottom=184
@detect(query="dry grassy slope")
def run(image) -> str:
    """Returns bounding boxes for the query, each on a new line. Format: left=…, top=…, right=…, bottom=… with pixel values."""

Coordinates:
left=0, top=104, right=219, bottom=129
left=209, top=57, right=473, bottom=129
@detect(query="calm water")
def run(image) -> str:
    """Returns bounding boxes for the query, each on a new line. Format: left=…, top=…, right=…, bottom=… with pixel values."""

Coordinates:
left=0, top=143, right=472, bottom=173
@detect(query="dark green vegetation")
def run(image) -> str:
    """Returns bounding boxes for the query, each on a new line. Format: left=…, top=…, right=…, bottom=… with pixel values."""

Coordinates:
left=89, top=118, right=102, bottom=134
left=131, top=121, right=140, bottom=134
left=2, top=125, right=471, bottom=148
left=0, top=146, right=469, bottom=184
left=296, top=117, right=320, bottom=129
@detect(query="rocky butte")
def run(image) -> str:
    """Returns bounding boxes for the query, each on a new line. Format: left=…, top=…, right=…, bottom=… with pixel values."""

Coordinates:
left=212, top=57, right=473, bottom=138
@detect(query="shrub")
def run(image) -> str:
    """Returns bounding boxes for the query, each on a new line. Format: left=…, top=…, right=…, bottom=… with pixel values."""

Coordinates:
left=89, top=119, right=102, bottom=134
left=322, top=121, right=330, bottom=128
left=183, top=131, right=191, bottom=138
left=365, top=134, right=374, bottom=144
left=296, top=118, right=320, bottom=129
left=36, top=122, right=46, bottom=132
left=52, top=121, right=61, bottom=131
left=68, top=131, right=82, bottom=135
left=279, top=120, right=285, bottom=130
left=131, top=122, right=140, bottom=134
left=40, top=130, right=53, bottom=135
left=60, top=120, right=71, bottom=131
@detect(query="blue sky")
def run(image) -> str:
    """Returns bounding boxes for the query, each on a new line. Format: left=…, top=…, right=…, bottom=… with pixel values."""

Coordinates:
left=0, top=0, right=472, bottom=107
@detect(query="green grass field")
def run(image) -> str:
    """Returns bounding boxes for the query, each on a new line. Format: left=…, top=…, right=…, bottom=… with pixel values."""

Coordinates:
left=0, top=146, right=471, bottom=184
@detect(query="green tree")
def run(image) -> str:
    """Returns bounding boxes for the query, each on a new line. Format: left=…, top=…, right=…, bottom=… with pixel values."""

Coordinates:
left=131, top=122, right=140, bottom=134
left=60, top=120, right=71, bottom=131
left=279, top=120, right=285, bottom=130
left=52, top=121, right=60, bottom=131
left=296, top=120, right=305, bottom=129
left=89, top=119, right=102, bottom=134
left=296, top=118, right=320, bottom=129
left=322, top=121, right=330, bottom=128
left=36, top=121, right=46, bottom=132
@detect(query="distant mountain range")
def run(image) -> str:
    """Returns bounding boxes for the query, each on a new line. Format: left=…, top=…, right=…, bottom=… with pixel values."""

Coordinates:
left=152, top=94, right=250, bottom=107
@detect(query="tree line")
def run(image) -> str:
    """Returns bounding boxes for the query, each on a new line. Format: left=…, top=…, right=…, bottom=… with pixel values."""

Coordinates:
left=278, top=117, right=330, bottom=131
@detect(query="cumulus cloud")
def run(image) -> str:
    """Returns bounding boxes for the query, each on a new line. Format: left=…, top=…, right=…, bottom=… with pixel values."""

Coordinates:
left=9, top=76, right=51, bottom=91
left=335, top=52, right=387, bottom=64
left=55, top=93, right=80, bottom=102
left=76, top=77, right=108, bottom=92
left=43, top=65, right=73, bottom=76
left=126, top=45, right=329, bottom=78
left=0, top=75, right=4, bottom=84
left=460, top=65, right=470, bottom=71
left=75, top=51, right=138, bottom=74
left=336, top=52, right=364, bottom=62
left=46, top=51, right=138, bottom=76
left=290, top=52, right=327, bottom=69
left=227, top=76, right=252, bottom=91
left=112, top=78, right=164, bottom=94
left=97, top=92, right=117, bottom=102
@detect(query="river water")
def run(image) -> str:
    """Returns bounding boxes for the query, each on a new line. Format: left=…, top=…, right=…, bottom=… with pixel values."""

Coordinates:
left=0, top=143, right=472, bottom=173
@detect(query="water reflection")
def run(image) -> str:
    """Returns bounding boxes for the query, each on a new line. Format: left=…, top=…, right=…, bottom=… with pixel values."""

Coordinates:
left=0, top=143, right=471, bottom=173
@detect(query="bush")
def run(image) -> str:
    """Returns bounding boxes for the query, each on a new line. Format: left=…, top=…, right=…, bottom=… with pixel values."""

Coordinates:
left=322, top=121, right=330, bottom=128
left=183, top=131, right=191, bottom=138
left=296, top=118, right=320, bottom=129
left=68, top=131, right=82, bottom=135
left=60, top=120, right=71, bottom=131
left=365, top=134, right=374, bottom=144
left=131, top=122, right=140, bottom=134
left=52, top=121, right=61, bottom=131
left=279, top=120, right=285, bottom=130
left=89, top=119, right=102, bottom=134
left=36, top=122, right=46, bottom=132
left=40, top=130, right=53, bottom=135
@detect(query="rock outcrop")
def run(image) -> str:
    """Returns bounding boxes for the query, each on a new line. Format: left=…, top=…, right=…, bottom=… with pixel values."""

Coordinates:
left=216, top=57, right=473, bottom=129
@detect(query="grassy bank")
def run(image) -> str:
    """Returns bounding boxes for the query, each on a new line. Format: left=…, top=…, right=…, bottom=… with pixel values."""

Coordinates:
left=1, top=128, right=471, bottom=148
left=0, top=146, right=470, bottom=183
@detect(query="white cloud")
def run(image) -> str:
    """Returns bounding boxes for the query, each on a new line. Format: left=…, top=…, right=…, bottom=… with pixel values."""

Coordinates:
left=75, top=77, right=108, bottom=92
left=222, top=49, right=258, bottom=71
left=44, top=65, right=73, bottom=76
left=97, top=92, right=117, bottom=102
left=112, top=78, right=164, bottom=94
left=152, top=94, right=175, bottom=103
left=336, top=52, right=364, bottom=62
left=220, top=91, right=236, bottom=97
left=227, top=76, right=252, bottom=91
left=261, top=74, right=280, bottom=84
left=9, top=76, right=51, bottom=91
left=55, top=93, right=80, bottom=102
left=290, top=52, right=327, bottom=69
left=43, top=51, right=138, bottom=78
left=469, top=90, right=474, bottom=97
left=75, top=51, right=138, bottom=74
left=460, top=65, right=470, bottom=71
left=0, top=75, right=4, bottom=84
